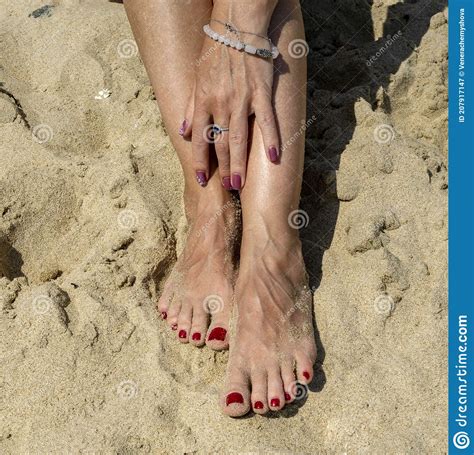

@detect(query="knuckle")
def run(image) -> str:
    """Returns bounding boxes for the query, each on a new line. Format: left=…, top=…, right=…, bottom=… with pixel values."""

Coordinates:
left=260, top=110, right=275, bottom=127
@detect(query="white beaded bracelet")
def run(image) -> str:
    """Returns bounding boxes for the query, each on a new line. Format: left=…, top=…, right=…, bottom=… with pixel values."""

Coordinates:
left=203, top=24, right=279, bottom=59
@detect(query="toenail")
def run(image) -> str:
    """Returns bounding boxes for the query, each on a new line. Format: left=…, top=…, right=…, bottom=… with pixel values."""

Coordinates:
left=231, top=173, right=242, bottom=190
left=178, top=329, right=187, bottom=339
left=192, top=332, right=201, bottom=341
left=270, top=398, right=280, bottom=408
left=284, top=392, right=291, bottom=401
left=171, top=323, right=177, bottom=331
left=254, top=401, right=264, bottom=410
left=161, top=311, right=167, bottom=320
left=226, top=392, right=244, bottom=406
left=303, top=371, right=310, bottom=381
left=208, top=327, right=227, bottom=341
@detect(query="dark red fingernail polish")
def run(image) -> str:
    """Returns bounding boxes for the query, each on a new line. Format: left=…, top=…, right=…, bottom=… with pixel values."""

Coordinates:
left=270, top=398, right=280, bottom=408
left=161, top=311, right=167, bottom=320
left=231, top=173, right=242, bottom=190
left=178, top=329, right=187, bottom=339
left=179, top=119, right=188, bottom=136
left=285, top=392, right=291, bottom=401
left=171, top=323, right=177, bottom=331
left=196, top=171, right=207, bottom=187
left=226, top=392, right=244, bottom=406
left=303, top=371, right=310, bottom=380
left=192, top=332, right=201, bottom=341
left=208, top=327, right=227, bottom=341
left=268, top=146, right=279, bottom=162
left=254, top=401, right=264, bottom=410
left=222, top=176, right=232, bottom=190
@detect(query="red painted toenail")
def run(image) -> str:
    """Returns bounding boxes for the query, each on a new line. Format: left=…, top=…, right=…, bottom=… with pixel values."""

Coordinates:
left=303, top=371, right=310, bottom=381
left=208, top=327, right=227, bottom=341
left=254, top=401, right=264, bottom=410
left=270, top=398, right=280, bottom=408
left=161, top=311, right=167, bottom=320
left=285, top=393, right=291, bottom=401
left=171, top=323, right=177, bottom=331
left=178, top=330, right=187, bottom=339
left=192, top=332, right=201, bottom=341
left=226, top=392, right=244, bottom=406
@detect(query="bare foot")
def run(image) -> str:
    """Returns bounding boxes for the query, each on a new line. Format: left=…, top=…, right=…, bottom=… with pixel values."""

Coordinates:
left=221, top=232, right=317, bottom=416
left=157, top=192, right=239, bottom=350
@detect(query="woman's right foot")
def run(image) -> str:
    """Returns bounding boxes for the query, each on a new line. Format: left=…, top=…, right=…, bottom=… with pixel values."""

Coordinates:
left=157, top=189, right=238, bottom=350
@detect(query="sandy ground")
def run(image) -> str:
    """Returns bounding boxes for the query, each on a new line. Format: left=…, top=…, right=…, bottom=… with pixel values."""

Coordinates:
left=0, top=0, right=448, bottom=453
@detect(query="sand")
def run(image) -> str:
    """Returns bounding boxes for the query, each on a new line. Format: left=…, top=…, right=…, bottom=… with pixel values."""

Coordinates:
left=0, top=0, right=447, bottom=453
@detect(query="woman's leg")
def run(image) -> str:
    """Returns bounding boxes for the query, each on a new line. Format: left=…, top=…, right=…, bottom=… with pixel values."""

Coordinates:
left=221, top=0, right=317, bottom=416
left=123, top=0, right=236, bottom=349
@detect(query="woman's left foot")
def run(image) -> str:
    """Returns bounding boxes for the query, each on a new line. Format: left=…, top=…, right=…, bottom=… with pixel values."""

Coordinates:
left=220, top=233, right=317, bottom=417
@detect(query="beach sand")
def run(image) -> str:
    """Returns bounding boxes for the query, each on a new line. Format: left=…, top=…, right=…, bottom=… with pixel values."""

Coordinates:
left=0, top=0, right=447, bottom=453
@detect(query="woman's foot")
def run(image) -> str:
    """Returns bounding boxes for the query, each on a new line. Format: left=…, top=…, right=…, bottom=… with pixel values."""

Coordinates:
left=157, top=190, right=238, bottom=350
left=221, top=231, right=317, bottom=416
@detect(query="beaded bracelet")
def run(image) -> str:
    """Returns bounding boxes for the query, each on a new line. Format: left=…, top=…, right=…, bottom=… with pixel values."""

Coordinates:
left=203, top=24, right=279, bottom=59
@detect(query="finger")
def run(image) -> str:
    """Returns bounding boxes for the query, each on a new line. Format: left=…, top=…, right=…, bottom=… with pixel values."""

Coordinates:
left=212, top=117, right=232, bottom=190
left=255, top=95, right=280, bottom=163
left=192, top=107, right=212, bottom=187
left=229, top=110, right=249, bottom=191
left=179, top=82, right=195, bottom=139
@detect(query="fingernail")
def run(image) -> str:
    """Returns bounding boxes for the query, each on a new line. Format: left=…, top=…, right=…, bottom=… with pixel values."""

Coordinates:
left=222, top=176, right=232, bottom=190
left=231, top=173, right=242, bottom=190
left=268, top=146, right=279, bottom=162
left=196, top=171, right=207, bottom=187
left=171, top=323, right=177, bottom=331
left=192, top=332, right=201, bottom=341
left=178, top=329, right=187, bottom=339
left=254, top=401, right=264, bottom=410
left=284, top=392, right=291, bottom=401
left=270, top=398, right=280, bottom=408
left=208, top=327, right=227, bottom=341
left=303, top=371, right=310, bottom=381
left=161, top=311, right=167, bottom=320
left=226, top=392, right=244, bottom=406
left=179, top=119, right=188, bottom=136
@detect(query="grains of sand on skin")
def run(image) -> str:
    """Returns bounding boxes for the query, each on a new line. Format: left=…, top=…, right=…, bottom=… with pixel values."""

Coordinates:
left=29, top=5, right=55, bottom=19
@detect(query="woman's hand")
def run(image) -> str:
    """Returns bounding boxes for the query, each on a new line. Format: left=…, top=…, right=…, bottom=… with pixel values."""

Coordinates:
left=180, top=0, right=280, bottom=190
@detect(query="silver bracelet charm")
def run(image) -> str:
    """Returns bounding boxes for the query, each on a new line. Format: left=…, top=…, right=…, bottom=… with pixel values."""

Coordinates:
left=203, top=24, right=279, bottom=59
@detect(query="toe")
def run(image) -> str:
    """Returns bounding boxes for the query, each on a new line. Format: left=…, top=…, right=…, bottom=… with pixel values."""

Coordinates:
left=177, top=304, right=192, bottom=343
left=157, top=287, right=173, bottom=320
left=167, top=299, right=181, bottom=331
left=281, top=360, right=297, bottom=403
left=221, top=367, right=251, bottom=417
left=295, top=351, right=315, bottom=384
left=250, top=369, right=269, bottom=415
left=189, top=307, right=208, bottom=347
left=205, top=294, right=231, bottom=350
left=267, top=366, right=285, bottom=412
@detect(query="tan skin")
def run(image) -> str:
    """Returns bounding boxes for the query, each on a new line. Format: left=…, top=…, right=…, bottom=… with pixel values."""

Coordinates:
left=124, top=0, right=316, bottom=417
